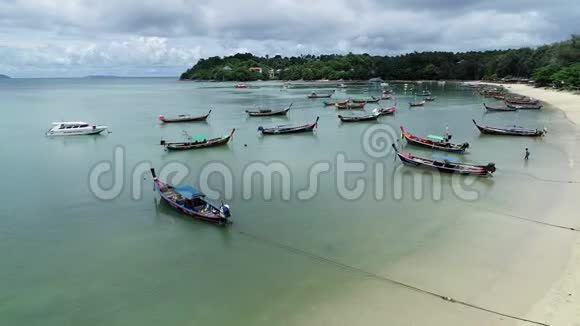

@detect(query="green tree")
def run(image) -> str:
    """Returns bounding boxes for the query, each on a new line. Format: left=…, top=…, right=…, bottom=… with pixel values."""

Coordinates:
left=552, top=64, right=580, bottom=89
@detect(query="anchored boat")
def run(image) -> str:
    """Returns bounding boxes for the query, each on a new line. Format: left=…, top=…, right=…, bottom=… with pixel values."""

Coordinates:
left=159, top=110, right=211, bottom=123
left=46, top=121, right=108, bottom=136
left=246, top=103, right=292, bottom=116
left=258, top=117, right=319, bottom=135
left=483, top=103, right=517, bottom=112
left=392, top=145, right=495, bottom=177
left=400, top=126, right=469, bottom=153
left=160, top=129, right=235, bottom=150
left=151, top=168, right=231, bottom=225
left=377, top=106, right=396, bottom=115
left=472, top=120, right=545, bottom=136
left=338, top=109, right=381, bottom=122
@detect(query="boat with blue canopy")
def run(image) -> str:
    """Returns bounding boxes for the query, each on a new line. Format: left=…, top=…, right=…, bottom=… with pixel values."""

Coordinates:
left=151, top=168, right=231, bottom=225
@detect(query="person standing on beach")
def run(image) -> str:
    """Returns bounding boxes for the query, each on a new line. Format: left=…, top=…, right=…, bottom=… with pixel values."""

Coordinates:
left=524, top=148, right=530, bottom=160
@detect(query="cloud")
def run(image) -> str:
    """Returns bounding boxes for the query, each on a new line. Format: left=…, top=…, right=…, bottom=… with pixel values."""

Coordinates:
left=0, top=0, right=577, bottom=77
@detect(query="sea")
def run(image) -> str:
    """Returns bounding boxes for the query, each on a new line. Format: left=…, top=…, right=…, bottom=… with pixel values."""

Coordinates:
left=1, top=78, right=578, bottom=325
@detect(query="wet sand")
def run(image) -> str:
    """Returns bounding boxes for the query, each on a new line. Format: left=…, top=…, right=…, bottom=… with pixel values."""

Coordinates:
left=483, top=82, right=580, bottom=325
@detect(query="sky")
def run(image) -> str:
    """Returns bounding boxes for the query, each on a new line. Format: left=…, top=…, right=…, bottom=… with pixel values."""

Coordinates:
left=0, top=0, right=578, bottom=77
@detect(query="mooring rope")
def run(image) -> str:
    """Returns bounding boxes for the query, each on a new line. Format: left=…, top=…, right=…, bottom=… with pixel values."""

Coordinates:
left=467, top=204, right=579, bottom=232
left=502, top=169, right=580, bottom=184
left=237, top=230, right=550, bottom=326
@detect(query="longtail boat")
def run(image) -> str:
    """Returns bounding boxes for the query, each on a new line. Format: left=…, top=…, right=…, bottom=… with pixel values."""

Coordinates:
left=409, top=100, right=426, bottom=107
left=424, top=96, right=436, bottom=101
left=159, top=110, right=211, bottom=123
left=351, top=96, right=380, bottom=103
left=505, top=97, right=539, bottom=105
left=380, top=94, right=392, bottom=100
left=483, top=103, right=517, bottom=112
left=323, top=100, right=348, bottom=106
left=472, top=120, right=545, bottom=136
left=246, top=103, right=292, bottom=116
left=258, top=117, right=319, bottom=135
left=505, top=103, right=543, bottom=110
left=336, top=102, right=366, bottom=109
left=307, top=91, right=334, bottom=99
left=392, top=144, right=495, bottom=177
left=377, top=106, right=396, bottom=115
left=338, top=110, right=380, bottom=122
left=400, top=126, right=469, bottom=153
left=151, top=168, right=231, bottom=225
left=160, top=129, right=235, bottom=150
left=234, top=83, right=250, bottom=88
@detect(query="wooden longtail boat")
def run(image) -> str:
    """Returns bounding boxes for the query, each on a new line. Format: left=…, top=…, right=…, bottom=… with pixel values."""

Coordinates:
left=377, top=106, right=396, bottom=115
left=338, top=110, right=380, bottom=122
left=258, top=117, right=319, bottom=135
left=160, top=129, right=235, bottom=150
left=159, top=110, right=211, bottom=123
left=505, top=103, right=543, bottom=110
left=409, top=100, right=426, bottom=107
left=505, top=97, right=539, bottom=105
left=246, top=103, right=292, bottom=116
left=392, top=145, right=495, bottom=177
left=419, top=91, right=432, bottom=96
left=424, top=96, right=436, bottom=101
left=400, top=126, right=469, bottom=153
left=323, top=100, right=349, bottom=106
left=151, top=168, right=231, bottom=225
left=483, top=103, right=517, bottom=112
left=307, top=91, right=334, bottom=99
left=351, top=96, right=380, bottom=103
left=336, top=102, right=366, bottom=109
left=472, top=120, right=545, bottom=136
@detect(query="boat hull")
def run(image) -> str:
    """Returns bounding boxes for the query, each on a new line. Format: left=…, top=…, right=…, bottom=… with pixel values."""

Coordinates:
left=163, top=129, right=235, bottom=151
left=394, top=150, right=492, bottom=177
left=472, top=120, right=544, bottom=137
left=47, top=127, right=107, bottom=136
left=153, top=179, right=230, bottom=225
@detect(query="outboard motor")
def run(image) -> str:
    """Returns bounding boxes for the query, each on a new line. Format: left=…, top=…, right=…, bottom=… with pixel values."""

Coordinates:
left=485, top=163, right=496, bottom=173
left=257, top=126, right=264, bottom=132
left=220, top=204, right=231, bottom=218
left=160, top=139, right=166, bottom=146
left=461, top=142, right=470, bottom=150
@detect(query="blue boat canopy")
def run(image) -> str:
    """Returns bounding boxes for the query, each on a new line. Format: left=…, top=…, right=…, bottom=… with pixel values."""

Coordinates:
left=174, top=185, right=205, bottom=199
left=432, top=154, right=458, bottom=162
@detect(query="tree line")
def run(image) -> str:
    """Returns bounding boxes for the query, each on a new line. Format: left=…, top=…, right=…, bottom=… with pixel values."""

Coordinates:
left=180, top=35, right=579, bottom=89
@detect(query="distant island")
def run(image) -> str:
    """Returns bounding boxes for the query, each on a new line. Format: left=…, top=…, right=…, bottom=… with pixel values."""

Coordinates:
left=180, top=35, right=579, bottom=89
left=0, top=74, right=10, bottom=79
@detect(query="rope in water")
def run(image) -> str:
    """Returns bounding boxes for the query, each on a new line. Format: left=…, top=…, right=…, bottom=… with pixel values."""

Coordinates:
left=237, top=230, right=550, bottom=326
left=502, top=169, right=580, bottom=184
left=467, top=204, right=579, bottom=231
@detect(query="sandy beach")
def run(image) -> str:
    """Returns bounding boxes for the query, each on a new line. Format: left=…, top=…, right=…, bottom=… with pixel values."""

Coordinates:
left=484, top=83, right=580, bottom=125
left=483, top=83, right=580, bottom=326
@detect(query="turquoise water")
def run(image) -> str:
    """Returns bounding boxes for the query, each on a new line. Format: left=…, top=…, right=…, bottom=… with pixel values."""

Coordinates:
left=1, top=78, right=578, bottom=325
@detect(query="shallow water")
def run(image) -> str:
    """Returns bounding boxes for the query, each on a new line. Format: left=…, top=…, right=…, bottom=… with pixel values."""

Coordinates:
left=1, top=78, right=578, bottom=325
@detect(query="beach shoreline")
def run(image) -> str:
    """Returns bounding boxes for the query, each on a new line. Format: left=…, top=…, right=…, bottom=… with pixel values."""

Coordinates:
left=479, top=82, right=580, bottom=325
left=481, top=83, right=580, bottom=126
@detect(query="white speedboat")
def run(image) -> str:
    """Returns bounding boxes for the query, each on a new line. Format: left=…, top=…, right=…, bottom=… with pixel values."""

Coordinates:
left=46, top=121, right=108, bottom=136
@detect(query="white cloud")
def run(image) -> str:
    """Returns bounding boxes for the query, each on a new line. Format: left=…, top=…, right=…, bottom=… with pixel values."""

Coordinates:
left=0, top=0, right=577, bottom=77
